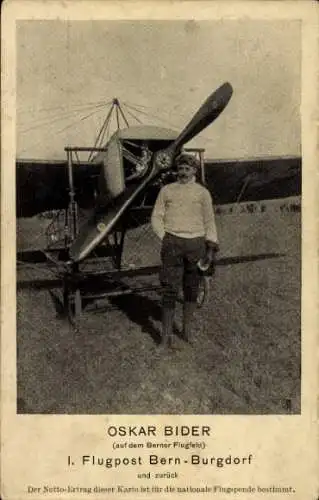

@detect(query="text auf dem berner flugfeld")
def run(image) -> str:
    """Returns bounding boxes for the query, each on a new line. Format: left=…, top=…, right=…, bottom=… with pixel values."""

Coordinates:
left=67, top=426, right=254, bottom=468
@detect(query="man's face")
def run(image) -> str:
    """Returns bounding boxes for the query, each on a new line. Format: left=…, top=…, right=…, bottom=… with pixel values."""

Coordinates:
left=177, top=163, right=196, bottom=183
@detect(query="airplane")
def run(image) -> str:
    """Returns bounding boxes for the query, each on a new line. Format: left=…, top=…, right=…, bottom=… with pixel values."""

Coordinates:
left=16, top=82, right=299, bottom=320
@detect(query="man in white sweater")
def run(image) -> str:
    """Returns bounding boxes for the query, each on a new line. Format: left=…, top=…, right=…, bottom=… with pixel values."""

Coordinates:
left=151, top=152, right=219, bottom=346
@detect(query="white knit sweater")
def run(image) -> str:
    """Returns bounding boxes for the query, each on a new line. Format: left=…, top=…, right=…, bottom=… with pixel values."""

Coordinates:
left=151, top=178, right=218, bottom=244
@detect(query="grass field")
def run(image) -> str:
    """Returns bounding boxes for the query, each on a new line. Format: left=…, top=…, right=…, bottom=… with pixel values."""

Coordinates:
left=16, top=197, right=301, bottom=414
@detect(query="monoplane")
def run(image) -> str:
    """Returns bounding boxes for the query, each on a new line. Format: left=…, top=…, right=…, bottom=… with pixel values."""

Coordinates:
left=17, top=82, right=295, bottom=321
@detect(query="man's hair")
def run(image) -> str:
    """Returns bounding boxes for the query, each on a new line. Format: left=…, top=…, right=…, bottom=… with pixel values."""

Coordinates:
left=175, top=153, right=200, bottom=170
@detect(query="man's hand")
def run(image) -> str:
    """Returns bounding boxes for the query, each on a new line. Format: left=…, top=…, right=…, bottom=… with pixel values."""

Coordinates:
left=197, top=241, right=219, bottom=272
left=207, top=242, right=219, bottom=261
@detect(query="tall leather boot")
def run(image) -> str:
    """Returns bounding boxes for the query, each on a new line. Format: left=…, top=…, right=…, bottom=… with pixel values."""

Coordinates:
left=161, top=307, right=175, bottom=347
left=183, top=301, right=197, bottom=344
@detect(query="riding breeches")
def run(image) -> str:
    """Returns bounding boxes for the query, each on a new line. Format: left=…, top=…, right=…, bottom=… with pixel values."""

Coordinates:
left=160, top=233, right=206, bottom=307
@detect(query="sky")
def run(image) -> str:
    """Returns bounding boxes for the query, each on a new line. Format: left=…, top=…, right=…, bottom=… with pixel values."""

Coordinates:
left=16, top=19, right=301, bottom=161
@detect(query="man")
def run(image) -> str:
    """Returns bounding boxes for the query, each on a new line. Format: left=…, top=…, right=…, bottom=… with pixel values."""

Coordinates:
left=151, top=152, right=219, bottom=347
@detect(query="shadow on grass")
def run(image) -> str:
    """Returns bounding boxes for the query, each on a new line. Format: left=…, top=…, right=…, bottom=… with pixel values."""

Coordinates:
left=47, top=288, right=175, bottom=346
left=48, top=290, right=65, bottom=317
left=108, top=293, right=163, bottom=345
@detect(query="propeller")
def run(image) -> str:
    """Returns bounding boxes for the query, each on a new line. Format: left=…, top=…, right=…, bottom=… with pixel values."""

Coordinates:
left=153, top=81, right=233, bottom=170
left=69, top=82, right=233, bottom=263
left=173, top=81, right=233, bottom=152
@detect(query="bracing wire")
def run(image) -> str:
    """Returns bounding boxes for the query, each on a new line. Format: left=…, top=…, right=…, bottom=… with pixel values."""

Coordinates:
left=18, top=106, right=108, bottom=155
left=74, top=150, right=81, bottom=164
left=123, top=100, right=215, bottom=145
left=18, top=99, right=110, bottom=116
left=121, top=104, right=144, bottom=124
left=123, top=102, right=178, bottom=128
left=88, top=101, right=132, bottom=160
left=18, top=102, right=110, bottom=134
left=97, top=103, right=115, bottom=146
left=124, top=99, right=198, bottom=121
left=117, top=103, right=129, bottom=128
left=18, top=94, right=215, bottom=158
left=116, top=105, right=120, bottom=130
left=99, top=113, right=113, bottom=148
left=121, top=100, right=150, bottom=111
left=52, top=107, right=110, bottom=135
left=87, top=102, right=114, bottom=161
left=99, top=114, right=112, bottom=148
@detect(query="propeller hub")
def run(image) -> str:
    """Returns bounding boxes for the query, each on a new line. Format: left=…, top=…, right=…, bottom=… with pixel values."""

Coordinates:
left=154, top=149, right=174, bottom=171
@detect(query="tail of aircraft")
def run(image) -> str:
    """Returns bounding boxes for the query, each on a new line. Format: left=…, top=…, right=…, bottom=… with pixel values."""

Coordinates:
left=69, top=82, right=233, bottom=263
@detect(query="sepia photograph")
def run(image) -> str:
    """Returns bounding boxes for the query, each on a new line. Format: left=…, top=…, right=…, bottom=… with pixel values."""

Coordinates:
left=16, top=18, right=302, bottom=415
left=2, top=2, right=318, bottom=499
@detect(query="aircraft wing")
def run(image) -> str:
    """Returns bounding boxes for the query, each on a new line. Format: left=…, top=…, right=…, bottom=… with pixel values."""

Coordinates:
left=16, top=158, right=102, bottom=217
left=16, top=154, right=301, bottom=219
left=205, top=156, right=301, bottom=204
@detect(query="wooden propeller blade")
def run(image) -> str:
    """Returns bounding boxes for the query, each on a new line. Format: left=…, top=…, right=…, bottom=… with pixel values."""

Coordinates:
left=172, top=82, right=233, bottom=152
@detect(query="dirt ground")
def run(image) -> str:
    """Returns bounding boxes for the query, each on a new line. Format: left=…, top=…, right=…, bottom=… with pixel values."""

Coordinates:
left=16, top=198, right=301, bottom=414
